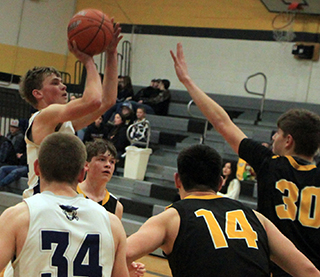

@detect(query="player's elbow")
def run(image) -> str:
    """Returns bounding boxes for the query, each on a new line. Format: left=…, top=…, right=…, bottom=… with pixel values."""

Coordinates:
left=87, top=98, right=102, bottom=112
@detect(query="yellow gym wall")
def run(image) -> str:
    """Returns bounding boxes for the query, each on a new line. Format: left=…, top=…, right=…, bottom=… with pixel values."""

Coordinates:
left=0, top=44, right=68, bottom=76
left=76, top=0, right=320, bottom=32
left=0, top=0, right=319, bottom=80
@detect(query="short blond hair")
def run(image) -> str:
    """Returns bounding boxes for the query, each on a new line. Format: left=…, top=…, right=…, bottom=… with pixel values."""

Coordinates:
left=19, top=66, right=61, bottom=107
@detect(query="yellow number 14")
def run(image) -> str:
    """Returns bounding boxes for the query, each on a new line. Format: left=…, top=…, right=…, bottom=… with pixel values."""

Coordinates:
left=195, top=209, right=258, bottom=249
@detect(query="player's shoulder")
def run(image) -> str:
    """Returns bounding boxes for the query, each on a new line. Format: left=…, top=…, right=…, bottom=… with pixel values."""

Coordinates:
left=0, top=201, right=29, bottom=226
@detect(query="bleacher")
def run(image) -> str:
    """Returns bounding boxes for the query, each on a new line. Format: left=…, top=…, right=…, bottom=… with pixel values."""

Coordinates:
left=1, top=84, right=320, bottom=257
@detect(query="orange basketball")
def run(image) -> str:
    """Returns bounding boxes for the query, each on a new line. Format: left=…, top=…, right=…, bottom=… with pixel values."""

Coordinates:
left=67, top=9, right=113, bottom=56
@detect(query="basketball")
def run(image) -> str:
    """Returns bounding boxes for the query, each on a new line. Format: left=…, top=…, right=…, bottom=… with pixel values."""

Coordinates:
left=67, top=9, right=113, bottom=56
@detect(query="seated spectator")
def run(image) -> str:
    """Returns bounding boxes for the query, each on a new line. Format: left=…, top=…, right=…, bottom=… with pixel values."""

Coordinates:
left=0, top=138, right=28, bottom=188
left=104, top=101, right=136, bottom=126
left=218, top=160, right=241, bottom=200
left=0, top=133, right=18, bottom=167
left=106, top=113, right=130, bottom=166
left=103, top=76, right=135, bottom=122
left=6, top=119, right=25, bottom=154
left=117, top=75, right=134, bottom=103
left=236, top=158, right=256, bottom=181
left=82, top=115, right=108, bottom=144
left=147, top=78, right=161, bottom=89
left=128, top=107, right=150, bottom=147
left=132, top=79, right=171, bottom=115
left=120, top=101, right=136, bottom=126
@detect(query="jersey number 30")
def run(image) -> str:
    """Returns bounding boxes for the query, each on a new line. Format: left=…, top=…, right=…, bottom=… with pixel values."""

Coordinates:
left=41, top=230, right=102, bottom=277
left=276, top=180, right=320, bottom=228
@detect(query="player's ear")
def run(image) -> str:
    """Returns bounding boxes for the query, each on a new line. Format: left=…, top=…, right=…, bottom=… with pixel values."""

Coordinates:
left=34, top=159, right=40, bottom=176
left=217, top=176, right=224, bottom=192
left=77, top=168, right=86, bottom=183
left=174, top=172, right=182, bottom=189
left=285, top=134, right=294, bottom=149
left=84, top=161, right=89, bottom=172
left=32, top=89, right=43, bottom=100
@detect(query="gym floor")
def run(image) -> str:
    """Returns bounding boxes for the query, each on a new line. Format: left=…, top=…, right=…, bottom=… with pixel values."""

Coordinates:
left=137, top=255, right=172, bottom=277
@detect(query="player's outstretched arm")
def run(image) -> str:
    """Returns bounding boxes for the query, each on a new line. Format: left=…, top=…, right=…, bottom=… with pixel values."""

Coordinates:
left=73, top=19, right=123, bottom=131
left=68, top=39, right=104, bottom=131
left=255, top=211, right=320, bottom=277
left=101, top=20, right=123, bottom=111
left=170, top=43, right=246, bottom=153
left=126, top=208, right=179, bottom=264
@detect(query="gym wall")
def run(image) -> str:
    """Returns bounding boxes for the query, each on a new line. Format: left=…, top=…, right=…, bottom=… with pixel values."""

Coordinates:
left=0, top=0, right=320, bottom=103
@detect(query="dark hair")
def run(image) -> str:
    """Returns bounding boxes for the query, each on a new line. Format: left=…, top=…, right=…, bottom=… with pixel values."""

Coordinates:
left=19, top=66, right=61, bottom=107
left=161, top=79, right=170, bottom=90
left=116, top=113, right=126, bottom=123
left=277, top=108, right=320, bottom=157
left=136, top=106, right=146, bottom=113
left=38, top=133, right=86, bottom=184
left=177, top=144, right=222, bottom=192
left=222, top=161, right=238, bottom=189
left=123, top=76, right=133, bottom=89
left=85, top=139, right=117, bottom=162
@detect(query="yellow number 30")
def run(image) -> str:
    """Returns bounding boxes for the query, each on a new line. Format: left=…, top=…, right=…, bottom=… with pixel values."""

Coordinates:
left=276, top=180, right=320, bottom=228
left=195, top=209, right=258, bottom=249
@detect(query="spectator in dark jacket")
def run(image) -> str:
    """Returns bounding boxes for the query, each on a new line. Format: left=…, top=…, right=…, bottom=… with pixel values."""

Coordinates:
left=0, top=136, right=28, bottom=188
left=106, top=113, right=130, bottom=166
left=117, top=75, right=134, bottom=102
left=6, top=119, right=25, bottom=154
left=132, top=79, right=171, bottom=115
left=82, top=115, right=108, bottom=144
left=0, top=134, right=18, bottom=167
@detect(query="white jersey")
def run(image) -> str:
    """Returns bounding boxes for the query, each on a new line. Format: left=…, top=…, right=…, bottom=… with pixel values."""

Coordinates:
left=24, top=111, right=75, bottom=198
left=12, top=191, right=115, bottom=277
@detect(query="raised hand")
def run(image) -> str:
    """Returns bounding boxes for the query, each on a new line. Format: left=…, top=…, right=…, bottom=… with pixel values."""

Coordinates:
left=106, top=18, right=123, bottom=54
left=170, top=42, right=190, bottom=83
left=67, top=39, right=94, bottom=64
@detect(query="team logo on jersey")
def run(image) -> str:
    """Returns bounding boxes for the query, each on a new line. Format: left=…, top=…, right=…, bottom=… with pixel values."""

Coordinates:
left=59, top=205, right=79, bottom=221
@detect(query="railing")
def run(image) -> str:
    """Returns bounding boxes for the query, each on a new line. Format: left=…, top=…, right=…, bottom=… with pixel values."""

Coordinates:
left=187, top=100, right=208, bottom=144
left=119, top=40, right=131, bottom=76
left=126, top=119, right=151, bottom=148
left=0, top=74, right=14, bottom=87
left=244, top=72, right=267, bottom=125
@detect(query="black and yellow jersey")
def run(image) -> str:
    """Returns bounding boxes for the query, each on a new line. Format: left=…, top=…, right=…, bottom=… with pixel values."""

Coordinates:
left=77, top=185, right=118, bottom=214
left=239, top=138, right=320, bottom=275
left=166, top=195, right=270, bottom=277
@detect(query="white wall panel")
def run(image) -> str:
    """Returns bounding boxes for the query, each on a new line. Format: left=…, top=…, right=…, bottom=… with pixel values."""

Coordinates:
left=121, top=33, right=320, bottom=104
left=0, top=0, right=76, bottom=54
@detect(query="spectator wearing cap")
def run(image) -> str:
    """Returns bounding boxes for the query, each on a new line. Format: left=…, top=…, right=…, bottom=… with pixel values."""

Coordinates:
left=120, top=101, right=136, bottom=126
left=103, top=101, right=137, bottom=126
left=6, top=119, right=25, bottom=154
